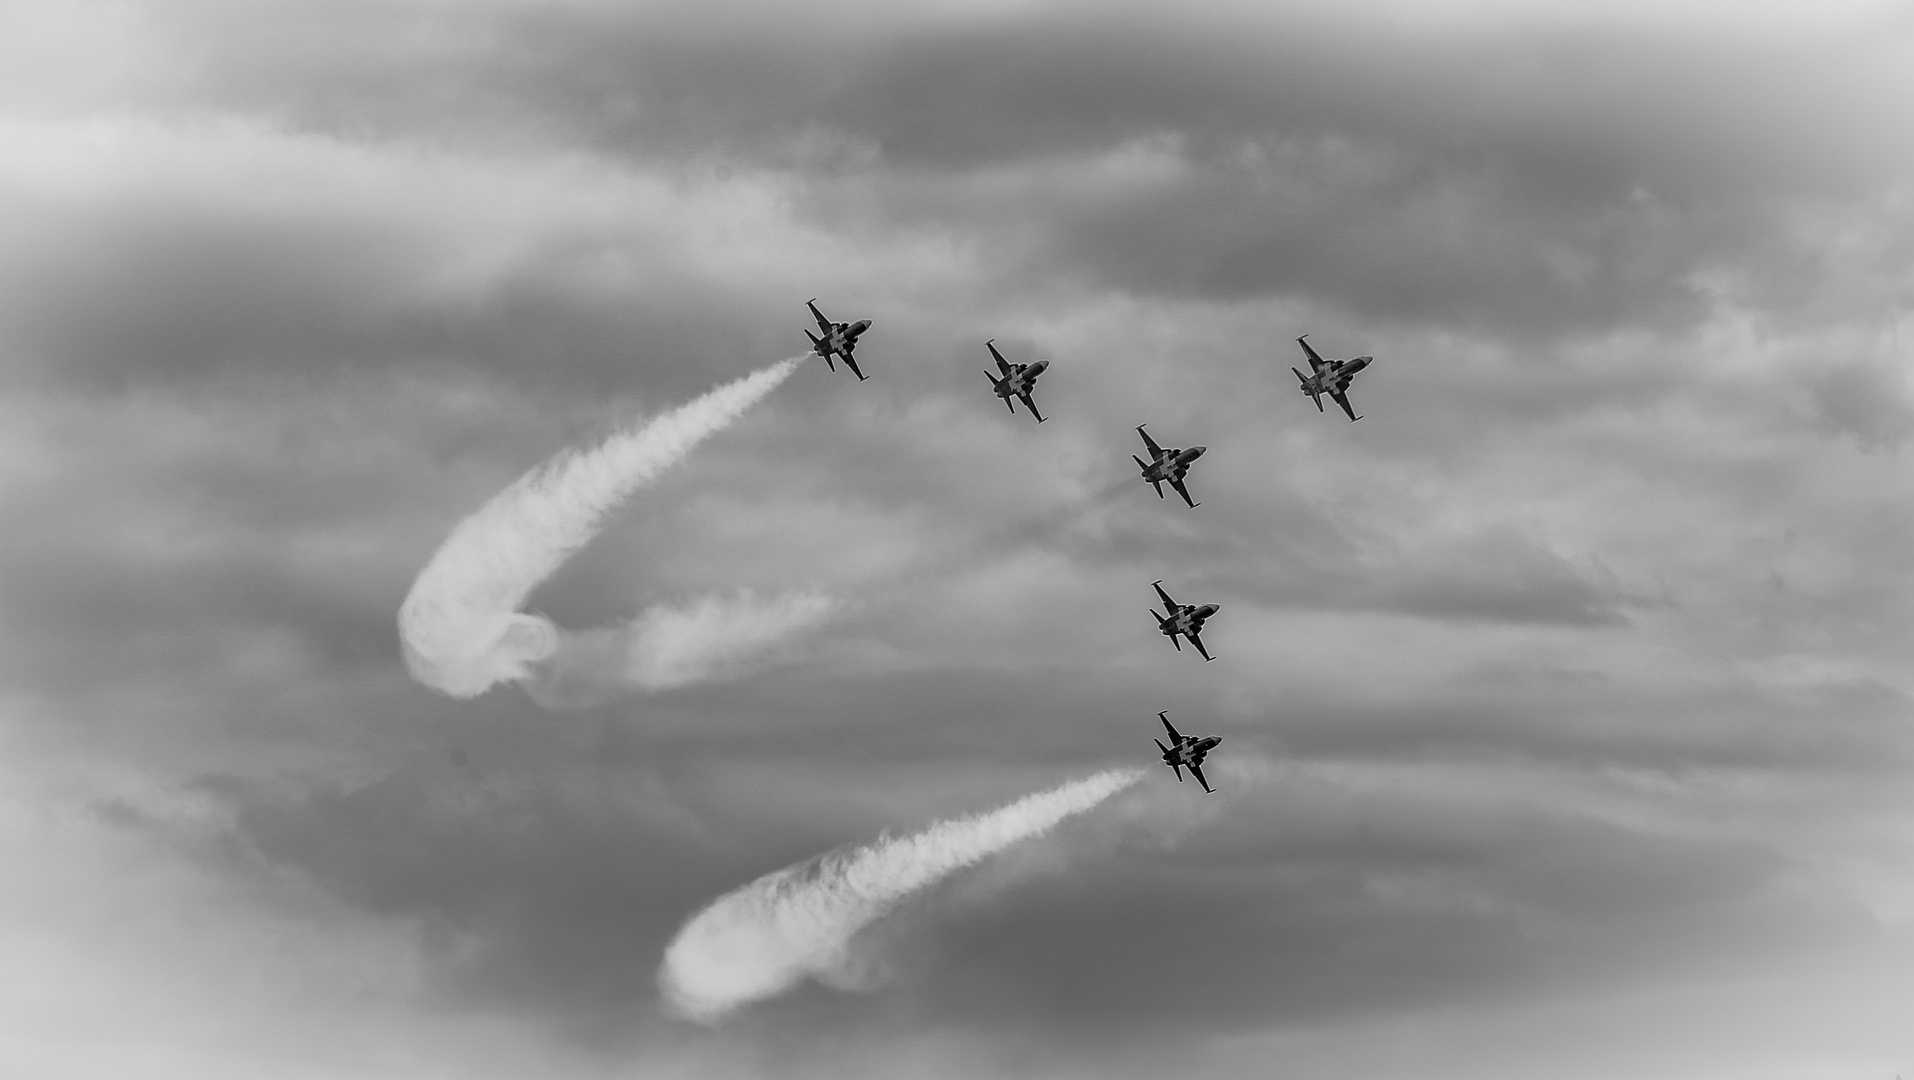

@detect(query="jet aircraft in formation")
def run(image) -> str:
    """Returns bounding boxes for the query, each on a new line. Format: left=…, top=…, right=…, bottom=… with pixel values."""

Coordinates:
left=804, top=299, right=872, bottom=380
left=1291, top=334, right=1372, bottom=422
left=1148, top=579, right=1220, bottom=661
left=984, top=340, right=1048, bottom=423
left=1133, top=424, right=1206, bottom=508
left=793, top=299, right=1376, bottom=792
left=1153, top=712, right=1221, bottom=793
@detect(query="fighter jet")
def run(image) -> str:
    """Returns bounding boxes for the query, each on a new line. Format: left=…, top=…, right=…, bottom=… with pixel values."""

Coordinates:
left=1133, top=424, right=1206, bottom=508
left=1148, top=579, right=1220, bottom=661
left=804, top=299, right=872, bottom=380
left=1152, top=712, right=1221, bottom=793
left=1291, top=334, right=1373, bottom=421
left=984, top=340, right=1048, bottom=422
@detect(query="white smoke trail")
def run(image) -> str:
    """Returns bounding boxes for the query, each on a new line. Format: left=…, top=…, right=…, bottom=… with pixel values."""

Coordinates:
left=398, top=358, right=823, bottom=699
left=523, top=588, right=838, bottom=710
left=658, top=768, right=1143, bottom=1023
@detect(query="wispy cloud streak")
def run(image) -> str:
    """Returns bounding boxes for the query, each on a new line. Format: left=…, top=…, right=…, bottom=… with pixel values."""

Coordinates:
left=659, top=768, right=1144, bottom=1023
left=397, top=358, right=825, bottom=700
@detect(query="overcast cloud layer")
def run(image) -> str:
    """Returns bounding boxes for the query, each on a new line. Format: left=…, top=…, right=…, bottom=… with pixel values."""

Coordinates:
left=2, top=1, right=1911, bottom=1078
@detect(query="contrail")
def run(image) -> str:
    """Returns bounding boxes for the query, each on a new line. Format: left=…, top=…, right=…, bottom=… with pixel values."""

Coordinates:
left=658, top=767, right=1143, bottom=1023
left=523, top=588, right=837, bottom=710
left=398, top=358, right=826, bottom=700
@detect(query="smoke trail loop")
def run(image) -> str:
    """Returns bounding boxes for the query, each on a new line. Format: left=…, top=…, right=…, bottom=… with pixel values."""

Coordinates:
left=399, top=358, right=823, bottom=701
left=659, top=768, right=1143, bottom=1023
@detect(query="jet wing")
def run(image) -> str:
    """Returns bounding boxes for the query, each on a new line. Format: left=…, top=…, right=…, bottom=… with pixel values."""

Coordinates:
left=1188, top=630, right=1213, bottom=662
left=841, top=353, right=867, bottom=381
left=1159, top=712, right=1182, bottom=741
left=1152, top=580, right=1177, bottom=610
left=1187, top=762, right=1214, bottom=793
left=985, top=340, right=1014, bottom=375
left=1019, top=392, right=1045, bottom=423
left=1136, top=425, right=1164, bottom=457
left=806, top=299, right=832, bottom=332
left=1297, top=334, right=1327, bottom=371
left=1169, top=478, right=1198, bottom=508
left=1330, top=390, right=1360, bottom=422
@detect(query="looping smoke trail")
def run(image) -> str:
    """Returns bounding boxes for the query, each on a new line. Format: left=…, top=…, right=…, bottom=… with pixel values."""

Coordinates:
left=658, top=768, right=1144, bottom=1023
left=398, top=358, right=822, bottom=700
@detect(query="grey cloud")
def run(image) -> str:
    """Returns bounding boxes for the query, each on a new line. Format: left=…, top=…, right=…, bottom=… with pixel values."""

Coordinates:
left=1812, top=358, right=1914, bottom=450
left=876, top=766, right=1879, bottom=1040
left=70, top=1, right=1910, bottom=345
left=200, top=763, right=727, bottom=1038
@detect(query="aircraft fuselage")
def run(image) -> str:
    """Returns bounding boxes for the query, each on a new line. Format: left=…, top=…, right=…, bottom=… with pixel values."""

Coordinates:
left=1141, top=444, right=1205, bottom=484
left=817, top=319, right=869, bottom=358
left=1159, top=603, right=1219, bottom=638
left=1162, top=735, right=1221, bottom=769
left=1299, top=354, right=1370, bottom=396
left=992, top=358, right=1048, bottom=398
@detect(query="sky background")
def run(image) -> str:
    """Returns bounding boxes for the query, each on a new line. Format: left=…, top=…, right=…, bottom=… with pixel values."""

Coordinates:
left=3, top=0, right=1913, bottom=1076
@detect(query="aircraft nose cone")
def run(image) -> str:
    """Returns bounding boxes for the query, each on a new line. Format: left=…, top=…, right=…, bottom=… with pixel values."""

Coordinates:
left=1189, top=445, right=1207, bottom=456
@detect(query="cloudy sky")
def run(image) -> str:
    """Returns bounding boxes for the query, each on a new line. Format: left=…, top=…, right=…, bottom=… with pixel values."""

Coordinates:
left=3, top=0, right=1912, bottom=1076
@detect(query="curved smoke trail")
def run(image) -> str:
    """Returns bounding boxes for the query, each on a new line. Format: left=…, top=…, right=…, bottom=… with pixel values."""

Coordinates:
left=398, top=358, right=831, bottom=700
left=658, top=768, right=1143, bottom=1023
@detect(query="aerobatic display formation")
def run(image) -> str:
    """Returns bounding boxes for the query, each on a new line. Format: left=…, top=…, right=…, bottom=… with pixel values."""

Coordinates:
left=401, top=298, right=1385, bottom=1020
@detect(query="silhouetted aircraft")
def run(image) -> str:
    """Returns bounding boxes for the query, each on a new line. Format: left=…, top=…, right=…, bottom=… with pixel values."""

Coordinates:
left=1291, top=334, right=1373, bottom=421
left=1153, top=712, right=1221, bottom=793
left=1134, top=424, right=1206, bottom=508
left=1149, top=579, right=1220, bottom=661
left=984, top=340, right=1048, bottom=422
left=804, top=299, right=871, bottom=380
